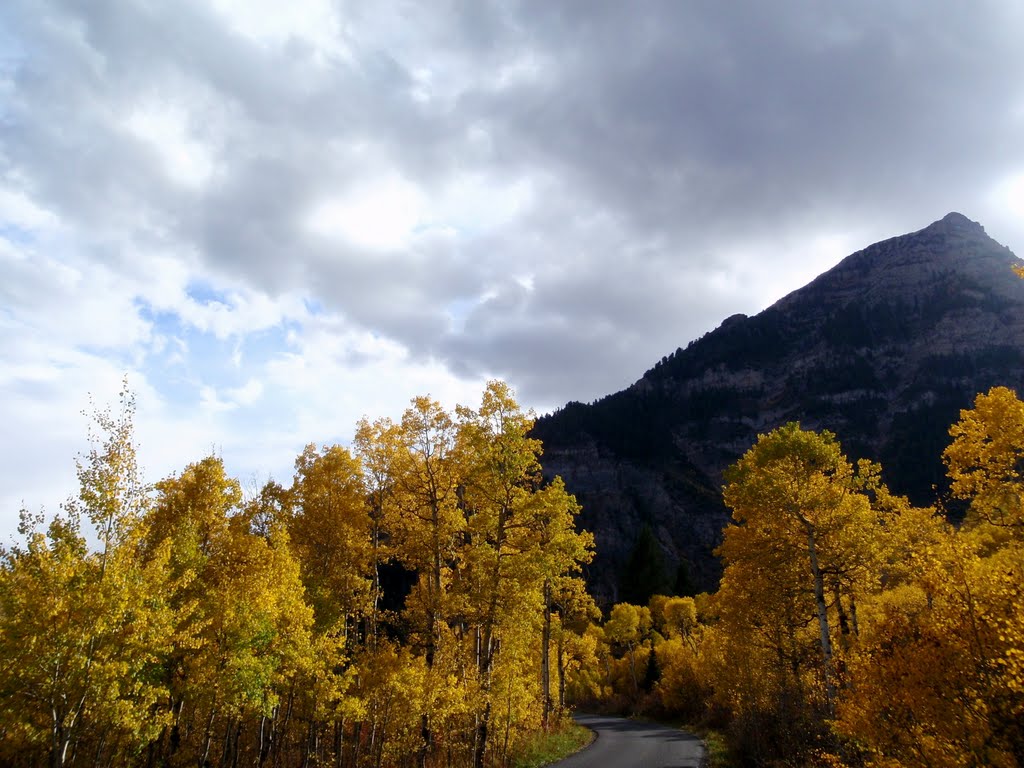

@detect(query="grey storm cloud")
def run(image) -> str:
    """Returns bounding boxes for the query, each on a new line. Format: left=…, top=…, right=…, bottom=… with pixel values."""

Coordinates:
left=3, top=0, right=1023, bottom=408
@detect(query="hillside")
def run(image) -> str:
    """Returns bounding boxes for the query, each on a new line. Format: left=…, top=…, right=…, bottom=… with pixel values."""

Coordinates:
left=534, top=212, right=1024, bottom=601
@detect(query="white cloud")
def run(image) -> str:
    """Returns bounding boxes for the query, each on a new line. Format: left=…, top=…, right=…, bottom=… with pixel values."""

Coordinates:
left=226, top=377, right=264, bottom=407
left=305, top=170, right=536, bottom=252
left=262, top=313, right=490, bottom=439
left=993, top=171, right=1024, bottom=220
left=306, top=175, right=424, bottom=250
left=176, top=288, right=309, bottom=340
left=199, top=384, right=234, bottom=414
left=433, top=173, right=537, bottom=236
left=208, top=0, right=350, bottom=63
left=123, top=100, right=217, bottom=188
left=0, top=184, right=58, bottom=230
left=0, top=245, right=153, bottom=351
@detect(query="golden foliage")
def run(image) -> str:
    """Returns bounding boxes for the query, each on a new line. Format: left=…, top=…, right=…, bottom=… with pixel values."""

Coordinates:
left=0, top=380, right=593, bottom=767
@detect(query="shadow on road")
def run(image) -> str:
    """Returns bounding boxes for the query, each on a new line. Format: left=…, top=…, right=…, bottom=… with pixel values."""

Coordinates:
left=557, top=714, right=705, bottom=768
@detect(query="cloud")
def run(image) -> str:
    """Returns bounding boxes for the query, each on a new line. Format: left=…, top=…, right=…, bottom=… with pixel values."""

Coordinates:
left=306, top=174, right=425, bottom=250
left=992, top=170, right=1024, bottom=220
left=2, top=0, right=1024, bottom=535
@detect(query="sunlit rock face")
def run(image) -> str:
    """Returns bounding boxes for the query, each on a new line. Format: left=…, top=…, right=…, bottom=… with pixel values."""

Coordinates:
left=534, top=213, right=1024, bottom=604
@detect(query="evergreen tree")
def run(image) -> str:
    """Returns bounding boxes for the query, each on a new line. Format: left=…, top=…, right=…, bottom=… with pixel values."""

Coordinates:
left=619, top=524, right=672, bottom=605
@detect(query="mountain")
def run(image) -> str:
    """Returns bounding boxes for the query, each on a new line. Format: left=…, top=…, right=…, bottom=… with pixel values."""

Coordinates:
left=533, top=212, right=1024, bottom=603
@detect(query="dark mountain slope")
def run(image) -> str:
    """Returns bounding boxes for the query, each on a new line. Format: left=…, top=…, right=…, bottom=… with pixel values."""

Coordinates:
left=534, top=213, right=1024, bottom=602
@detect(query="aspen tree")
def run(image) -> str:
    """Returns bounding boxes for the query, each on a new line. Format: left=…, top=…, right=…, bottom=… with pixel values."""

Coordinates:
left=0, top=386, right=174, bottom=768
left=721, top=423, right=876, bottom=713
left=353, top=416, right=405, bottom=648
left=386, top=396, right=465, bottom=765
left=457, top=382, right=593, bottom=762
left=944, top=386, right=1024, bottom=534
left=289, top=443, right=373, bottom=634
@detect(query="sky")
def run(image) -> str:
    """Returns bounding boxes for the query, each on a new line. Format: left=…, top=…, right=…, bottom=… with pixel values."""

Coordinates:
left=2, top=1, right=1024, bottom=536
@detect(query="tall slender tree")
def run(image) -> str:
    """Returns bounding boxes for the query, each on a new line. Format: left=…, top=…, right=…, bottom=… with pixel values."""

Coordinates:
left=0, top=384, right=175, bottom=768
left=721, top=423, right=878, bottom=712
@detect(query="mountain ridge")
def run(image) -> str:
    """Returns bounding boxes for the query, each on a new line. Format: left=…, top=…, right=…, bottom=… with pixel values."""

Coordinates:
left=534, top=212, right=1024, bottom=603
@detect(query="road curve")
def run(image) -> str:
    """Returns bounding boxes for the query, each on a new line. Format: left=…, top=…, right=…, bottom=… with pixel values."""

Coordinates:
left=551, top=713, right=705, bottom=768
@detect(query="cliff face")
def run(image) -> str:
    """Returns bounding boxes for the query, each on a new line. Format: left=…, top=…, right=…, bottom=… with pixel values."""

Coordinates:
left=534, top=213, right=1024, bottom=603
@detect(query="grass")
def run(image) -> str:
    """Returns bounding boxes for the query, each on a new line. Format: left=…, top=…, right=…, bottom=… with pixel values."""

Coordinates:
left=697, top=728, right=733, bottom=768
left=511, top=721, right=594, bottom=768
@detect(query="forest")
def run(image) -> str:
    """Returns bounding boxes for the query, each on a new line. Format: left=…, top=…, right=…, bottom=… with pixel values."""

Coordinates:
left=0, top=381, right=595, bottom=768
left=574, top=386, right=1024, bottom=768
left=2, top=381, right=1023, bottom=767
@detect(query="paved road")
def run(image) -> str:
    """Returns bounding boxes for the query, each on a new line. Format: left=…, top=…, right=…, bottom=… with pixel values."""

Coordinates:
left=551, top=713, right=705, bottom=768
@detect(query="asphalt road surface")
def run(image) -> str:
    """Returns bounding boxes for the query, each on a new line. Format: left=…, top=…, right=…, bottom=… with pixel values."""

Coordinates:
left=551, top=713, right=705, bottom=768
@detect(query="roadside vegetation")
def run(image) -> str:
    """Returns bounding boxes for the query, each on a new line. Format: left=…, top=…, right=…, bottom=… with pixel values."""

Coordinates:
left=0, top=381, right=594, bottom=768
left=511, top=717, right=592, bottom=768
left=566, top=387, right=1024, bottom=767
left=2, top=380, right=1022, bottom=766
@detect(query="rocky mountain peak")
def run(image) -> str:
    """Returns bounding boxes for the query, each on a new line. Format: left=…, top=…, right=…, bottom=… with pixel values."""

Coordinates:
left=773, top=211, right=1019, bottom=314
left=928, top=211, right=986, bottom=236
left=535, top=213, right=1024, bottom=603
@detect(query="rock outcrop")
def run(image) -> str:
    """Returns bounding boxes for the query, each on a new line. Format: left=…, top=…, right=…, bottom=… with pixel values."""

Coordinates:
left=534, top=213, right=1024, bottom=603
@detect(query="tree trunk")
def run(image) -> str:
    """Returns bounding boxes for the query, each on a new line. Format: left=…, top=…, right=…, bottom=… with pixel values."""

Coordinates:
left=168, top=697, right=184, bottom=766
left=805, top=529, right=835, bottom=709
left=275, top=685, right=295, bottom=768
left=219, top=718, right=232, bottom=768
left=541, top=582, right=552, bottom=731
left=92, top=730, right=107, bottom=768
left=199, top=705, right=217, bottom=768
left=257, top=715, right=270, bottom=767
left=418, top=714, right=430, bottom=768
left=834, top=581, right=851, bottom=650
left=473, top=701, right=491, bottom=768
left=557, top=626, right=566, bottom=712
left=50, top=717, right=69, bottom=768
